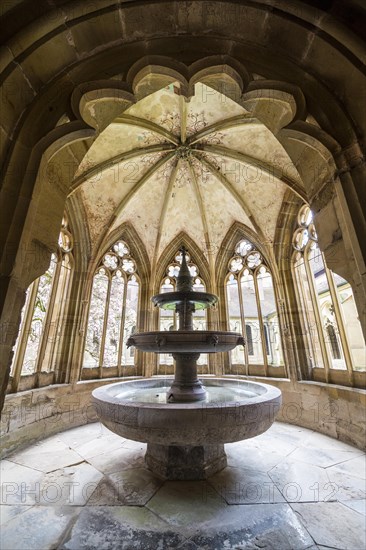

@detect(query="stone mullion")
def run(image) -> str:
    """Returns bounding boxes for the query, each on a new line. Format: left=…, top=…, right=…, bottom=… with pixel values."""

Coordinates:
left=117, top=276, right=128, bottom=375
left=325, top=266, right=354, bottom=385
left=304, top=249, right=331, bottom=383
left=11, top=281, right=39, bottom=393
left=99, top=274, right=112, bottom=378
left=253, top=269, right=269, bottom=376
left=34, top=259, right=62, bottom=384
left=237, top=274, right=249, bottom=374
left=293, top=256, right=316, bottom=377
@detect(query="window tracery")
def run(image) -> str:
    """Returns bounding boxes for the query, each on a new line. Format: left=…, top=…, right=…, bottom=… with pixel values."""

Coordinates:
left=82, top=240, right=139, bottom=371
left=10, top=216, right=73, bottom=390
left=293, top=205, right=366, bottom=383
left=226, top=238, right=284, bottom=373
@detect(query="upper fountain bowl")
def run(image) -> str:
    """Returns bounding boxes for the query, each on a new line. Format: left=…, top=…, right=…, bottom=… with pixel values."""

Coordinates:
left=128, top=330, right=245, bottom=353
left=152, top=290, right=218, bottom=310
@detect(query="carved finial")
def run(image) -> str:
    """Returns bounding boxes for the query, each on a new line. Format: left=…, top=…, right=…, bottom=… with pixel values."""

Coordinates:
left=177, top=246, right=193, bottom=292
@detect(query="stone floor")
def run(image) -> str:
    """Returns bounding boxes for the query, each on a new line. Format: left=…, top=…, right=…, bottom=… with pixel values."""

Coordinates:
left=1, top=422, right=365, bottom=550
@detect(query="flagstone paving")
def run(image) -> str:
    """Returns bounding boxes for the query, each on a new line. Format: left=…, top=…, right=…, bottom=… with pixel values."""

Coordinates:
left=1, top=422, right=365, bottom=549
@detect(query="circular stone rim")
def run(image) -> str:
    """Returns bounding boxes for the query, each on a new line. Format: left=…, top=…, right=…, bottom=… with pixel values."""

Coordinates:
left=152, top=291, right=218, bottom=310
left=92, top=377, right=282, bottom=410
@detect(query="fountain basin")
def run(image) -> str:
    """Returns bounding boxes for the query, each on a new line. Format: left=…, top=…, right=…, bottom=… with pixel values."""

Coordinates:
left=127, top=331, right=244, bottom=353
left=92, top=378, right=281, bottom=479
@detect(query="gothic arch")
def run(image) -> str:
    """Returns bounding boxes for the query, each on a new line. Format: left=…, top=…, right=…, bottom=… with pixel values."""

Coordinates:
left=155, top=232, right=211, bottom=294
left=1, top=1, right=365, bottom=412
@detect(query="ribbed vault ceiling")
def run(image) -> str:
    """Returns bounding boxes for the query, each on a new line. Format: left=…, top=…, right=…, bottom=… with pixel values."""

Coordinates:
left=74, top=82, right=303, bottom=262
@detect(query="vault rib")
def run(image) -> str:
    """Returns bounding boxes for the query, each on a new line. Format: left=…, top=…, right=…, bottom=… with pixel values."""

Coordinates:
left=187, top=158, right=214, bottom=279
left=187, top=114, right=257, bottom=146
left=194, top=143, right=306, bottom=200
left=152, top=157, right=181, bottom=282
left=113, top=152, right=176, bottom=220
left=70, top=143, right=176, bottom=193
left=114, top=114, right=180, bottom=145
left=92, top=152, right=176, bottom=255
left=194, top=151, right=265, bottom=241
left=180, top=96, right=187, bottom=145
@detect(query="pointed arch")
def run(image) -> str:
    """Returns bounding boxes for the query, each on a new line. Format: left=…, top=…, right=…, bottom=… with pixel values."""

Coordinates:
left=155, top=232, right=210, bottom=294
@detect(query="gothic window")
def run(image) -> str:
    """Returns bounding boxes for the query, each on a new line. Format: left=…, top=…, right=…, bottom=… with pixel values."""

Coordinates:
left=292, top=205, right=366, bottom=382
left=226, top=238, right=284, bottom=373
left=159, top=250, right=207, bottom=366
left=83, top=240, right=139, bottom=371
left=10, top=217, right=74, bottom=391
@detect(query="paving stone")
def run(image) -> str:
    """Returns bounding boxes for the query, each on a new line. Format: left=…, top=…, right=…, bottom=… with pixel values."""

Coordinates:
left=325, top=470, right=366, bottom=501
left=38, top=462, right=103, bottom=505
left=289, top=446, right=363, bottom=468
left=268, top=423, right=313, bottom=442
left=0, top=504, right=32, bottom=525
left=146, top=480, right=226, bottom=528
left=245, top=430, right=300, bottom=456
left=85, top=477, right=126, bottom=506
left=1, top=422, right=364, bottom=549
left=189, top=503, right=314, bottom=550
left=0, top=505, right=79, bottom=550
left=301, top=431, right=360, bottom=452
left=292, top=501, right=366, bottom=549
left=208, top=466, right=285, bottom=504
left=72, top=434, right=126, bottom=460
left=60, top=505, right=187, bottom=549
left=86, top=470, right=169, bottom=508
left=87, top=446, right=145, bottom=474
left=268, top=460, right=331, bottom=502
left=177, top=539, right=199, bottom=549
left=226, top=441, right=284, bottom=473
left=58, top=423, right=110, bottom=448
left=108, top=467, right=162, bottom=505
left=1, top=460, right=44, bottom=505
left=121, top=440, right=147, bottom=452
left=7, top=438, right=83, bottom=473
left=327, top=454, right=366, bottom=479
left=339, top=498, right=366, bottom=516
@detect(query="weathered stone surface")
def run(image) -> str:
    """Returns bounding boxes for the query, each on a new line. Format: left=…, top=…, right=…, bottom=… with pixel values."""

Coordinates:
left=208, top=466, right=286, bottom=504
left=0, top=505, right=80, bottom=550
left=1, top=422, right=365, bottom=549
left=60, top=506, right=186, bottom=550
left=189, top=503, right=314, bottom=550
left=268, top=460, right=331, bottom=503
left=292, top=502, right=366, bottom=549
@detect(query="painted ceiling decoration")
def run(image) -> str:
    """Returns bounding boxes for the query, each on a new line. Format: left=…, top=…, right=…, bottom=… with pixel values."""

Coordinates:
left=69, top=58, right=338, bottom=270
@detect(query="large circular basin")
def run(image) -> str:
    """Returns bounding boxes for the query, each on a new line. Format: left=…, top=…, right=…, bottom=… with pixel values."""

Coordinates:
left=92, top=377, right=282, bottom=446
left=127, top=331, right=245, bottom=353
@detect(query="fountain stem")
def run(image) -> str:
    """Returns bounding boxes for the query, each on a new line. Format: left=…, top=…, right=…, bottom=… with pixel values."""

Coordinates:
left=176, top=300, right=195, bottom=330
left=165, top=246, right=206, bottom=402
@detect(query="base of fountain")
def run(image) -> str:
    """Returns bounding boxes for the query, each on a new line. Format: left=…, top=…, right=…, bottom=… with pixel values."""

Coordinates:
left=145, top=443, right=227, bottom=480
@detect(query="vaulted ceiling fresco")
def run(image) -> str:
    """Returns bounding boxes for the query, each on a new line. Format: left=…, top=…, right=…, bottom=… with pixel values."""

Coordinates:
left=72, top=81, right=304, bottom=262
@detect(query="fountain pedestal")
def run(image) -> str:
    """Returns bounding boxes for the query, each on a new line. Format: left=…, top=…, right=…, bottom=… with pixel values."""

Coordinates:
left=92, top=377, right=282, bottom=481
left=145, top=443, right=227, bottom=480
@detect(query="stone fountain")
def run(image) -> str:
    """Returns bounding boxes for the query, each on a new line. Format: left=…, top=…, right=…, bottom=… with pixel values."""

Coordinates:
left=92, top=247, right=282, bottom=480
